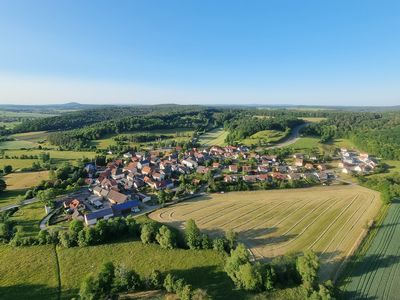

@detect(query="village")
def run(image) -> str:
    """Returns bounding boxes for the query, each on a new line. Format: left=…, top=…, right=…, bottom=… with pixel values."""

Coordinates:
left=60, top=145, right=377, bottom=226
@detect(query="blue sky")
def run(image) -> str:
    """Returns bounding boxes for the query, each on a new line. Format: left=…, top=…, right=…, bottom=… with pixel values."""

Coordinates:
left=0, top=0, right=400, bottom=106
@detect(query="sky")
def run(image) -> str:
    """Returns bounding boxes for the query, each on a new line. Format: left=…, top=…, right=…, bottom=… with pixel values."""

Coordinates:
left=0, top=0, right=400, bottom=106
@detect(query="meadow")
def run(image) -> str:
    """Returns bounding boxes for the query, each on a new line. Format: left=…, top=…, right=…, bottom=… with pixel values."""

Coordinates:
left=150, top=186, right=381, bottom=281
left=0, top=245, right=59, bottom=300
left=343, top=200, right=400, bottom=299
left=241, top=129, right=287, bottom=146
left=199, top=128, right=228, bottom=146
left=9, top=201, right=46, bottom=237
left=3, top=171, right=49, bottom=190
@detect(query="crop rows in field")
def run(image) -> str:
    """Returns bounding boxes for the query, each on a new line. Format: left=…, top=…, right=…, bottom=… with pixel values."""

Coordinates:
left=150, top=186, right=380, bottom=280
left=344, top=201, right=400, bottom=299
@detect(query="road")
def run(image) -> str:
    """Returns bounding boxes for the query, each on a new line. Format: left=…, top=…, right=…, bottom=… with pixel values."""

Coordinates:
left=0, top=197, right=39, bottom=212
left=267, top=122, right=309, bottom=149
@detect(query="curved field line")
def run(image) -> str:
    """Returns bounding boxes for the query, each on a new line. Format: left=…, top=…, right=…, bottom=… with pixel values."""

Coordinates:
left=278, top=196, right=334, bottom=237
left=269, top=196, right=348, bottom=251
left=353, top=204, right=400, bottom=299
left=216, top=201, right=279, bottom=228
left=307, top=194, right=360, bottom=250
left=197, top=201, right=255, bottom=225
left=195, top=202, right=243, bottom=223
left=242, top=197, right=313, bottom=237
left=231, top=200, right=290, bottom=231
left=354, top=205, right=400, bottom=299
left=322, top=193, right=375, bottom=258
left=180, top=199, right=234, bottom=217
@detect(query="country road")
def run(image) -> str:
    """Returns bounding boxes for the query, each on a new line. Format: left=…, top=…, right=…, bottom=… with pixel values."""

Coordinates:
left=267, top=122, right=309, bottom=149
left=0, top=197, right=39, bottom=212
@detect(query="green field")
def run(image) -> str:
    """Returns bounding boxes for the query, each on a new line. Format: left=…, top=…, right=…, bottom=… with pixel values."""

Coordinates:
left=0, top=245, right=59, bottom=300
left=242, top=129, right=287, bottom=146
left=199, top=128, right=228, bottom=146
left=301, top=117, right=327, bottom=123
left=91, top=129, right=194, bottom=149
left=4, top=171, right=49, bottom=190
left=343, top=200, right=400, bottom=299
left=288, top=137, right=321, bottom=151
left=0, top=189, right=26, bottom=207
left=10, top=201, right=46, bottom=238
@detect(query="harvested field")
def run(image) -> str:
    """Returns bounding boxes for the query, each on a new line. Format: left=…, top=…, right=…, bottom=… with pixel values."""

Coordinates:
left=4, top=171, right=49, bottom=190
left=150, top=186, right=381, bottom=280
left=199, top=128, right=228, bottom=146
left=343, top=200, right=400, bottom=299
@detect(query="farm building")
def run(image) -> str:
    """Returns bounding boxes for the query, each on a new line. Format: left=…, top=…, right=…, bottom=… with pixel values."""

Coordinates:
left=84, top=208, right=114, bottom=225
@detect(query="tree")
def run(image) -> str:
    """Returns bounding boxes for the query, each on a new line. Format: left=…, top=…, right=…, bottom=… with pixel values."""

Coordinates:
left=178, top=284, right=193, bottom=300
left=79, top=274, right=99, bottom=300
left=185, top=219, right=201, bottom=249
left=224, top=243, right=250, bottom=287
left=113, top=265, right=141, bottom=292
left=213, top=237, right=226, bottom=252
left=145, top=269, right=163, bottom=289
left=140, top=223, right=157, bottom=244
left=97, top=261, right=115, bottom=298
left=69, top=219, right=84, bottom=244
left=237, top=262, right=263, bottom=291
left=225, top=229, right=238, bottom=250
left=296, top=250, right=320, bottom=291
left=192, top=288, right=212, bottom=300
left=3, top=165, right=12, bottom=174
left=163, top=273, right=176, bottom=293
left=157, top=189, right=166, bottom=206
left=155, top=225, right=176, bottom=249
left=264, top=265, right=276, bottom=292
left=0, top=178, right=6, bottom=192
left=58, top=231, right=73, bottom=248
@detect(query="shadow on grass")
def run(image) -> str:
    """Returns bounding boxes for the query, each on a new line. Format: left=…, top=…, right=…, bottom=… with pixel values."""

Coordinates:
left=0, top=283, right=59, bottom=300
left=168, top=265, right=248, bottom=300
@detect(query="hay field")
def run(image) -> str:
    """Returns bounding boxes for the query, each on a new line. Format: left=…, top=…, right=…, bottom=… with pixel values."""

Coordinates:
left=4, top=171, right=49, bottom=190
left=199, top=128, right=228, bottom=146
left=150, top=186, right=381, bottom=280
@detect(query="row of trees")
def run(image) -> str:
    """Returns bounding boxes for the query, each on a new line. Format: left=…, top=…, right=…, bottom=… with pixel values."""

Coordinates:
left=79, top=261, right=210, bottom=300
left=224, top=245, right=334, bottom=299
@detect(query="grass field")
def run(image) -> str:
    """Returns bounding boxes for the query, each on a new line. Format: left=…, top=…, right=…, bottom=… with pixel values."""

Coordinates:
left=199, top=128, right=228, bottom=146
left=0, top=189, right=26, bottom=207
left=288, top=137, right=321, bottom=151
left=343, top=200, right=400, bottom=299
left=57, top=240, right=242, bottom=300
left=3, top=171, right=49, bottom=190
left=150, top=186, right=381, bottom=281
left=242, top=130, right=287, bottom=146
left=0, top=245, right=59, bottom=300
left=10, top=201, right=46, bottom=238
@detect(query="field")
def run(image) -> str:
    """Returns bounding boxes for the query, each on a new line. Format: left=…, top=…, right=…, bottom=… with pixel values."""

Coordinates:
left=301, top=117, right=327, bottom=123
left=0, top=245, right=59, bottom=300
left=242, top=129, right=287, bottom=146
left=9, top=202, right=46, bottom=237
left=343, top=200, right=400, bottom=299
left=150, top=186, right=381, bottom=280
left=199, top=128, right=228, bottom=146
left=3, top=171, right=49, bottom=190
left=91, top=128, right=194, bottom=149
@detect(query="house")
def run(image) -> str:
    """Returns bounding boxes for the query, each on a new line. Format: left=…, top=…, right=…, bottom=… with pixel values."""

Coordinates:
left=229, top=165, right=238, bottom=173
left=123, top=162, right=138, bottom=173
left=107, top=190, right=128, bottom=204
left=257, top=165, right=269, bottom=173
left=101, top=178, right=118, bottom=190
left=257, top=174, right=269, bottom=181
left=141, top=165, right=152, bottom=176
left=196, top=166, right=209, bottom=174
left=242, top=165, right=252, bottom=173
left=152, top=172, right=165, bottom=181
left=111, top=168, right=125, bottom=180
left=93, top=186, right=103, bottom=197
left=294, top=158, right=303, bottom=167
left=136, top=192, right=151, bottom=202
left=112, top=200, right=141, bottom=216
left=137, top=160, right=150, bottom=169
left=212, top=162, right=220, bottom=169
left=243, top=175, right=257, bottom=182
left=182, top=158, right=198, bottom=168
left=84, top=208, right=114, bottom=225
left=123, top=152, right=133, bottom=159
left=304, top=163, right=314, bottom=170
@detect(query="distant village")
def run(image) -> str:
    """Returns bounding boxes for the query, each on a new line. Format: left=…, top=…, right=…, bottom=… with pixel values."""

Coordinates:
left=62, top=145, right=377, bottom=226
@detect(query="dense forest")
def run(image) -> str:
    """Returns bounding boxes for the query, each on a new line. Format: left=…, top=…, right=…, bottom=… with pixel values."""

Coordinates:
left=303, top=112, right=400, bottom=159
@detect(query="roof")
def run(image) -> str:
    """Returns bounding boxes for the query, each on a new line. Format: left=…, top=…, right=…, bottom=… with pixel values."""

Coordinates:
left=112, top=200, right=140, bottom=212
left=85, top=208, right=114, bottom=220
left=107, top=190, right=128, bottom=204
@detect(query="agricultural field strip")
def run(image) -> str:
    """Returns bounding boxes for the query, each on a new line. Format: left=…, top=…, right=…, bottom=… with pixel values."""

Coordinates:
left=180, top=200, right=234, bottom=217
left=270, top=196, right=350, bottom=251
left=322, top=193, right=376, bottom=260
left=382, top=247, right=400, bottom=299
left=353, top=206, right=400, bottom=299
left=360, top=205, right=400, bottom=300
left=357, top=206, right=400, bottom=300
left=307, top=194, right=360, bottom=250
left=243, top=197, right=317, bottom=238
left=351, top=204, right=400, bottom=299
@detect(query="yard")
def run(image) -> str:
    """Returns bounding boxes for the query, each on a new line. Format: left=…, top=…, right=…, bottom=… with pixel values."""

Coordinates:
left=150, top=186, right=381, bottom=281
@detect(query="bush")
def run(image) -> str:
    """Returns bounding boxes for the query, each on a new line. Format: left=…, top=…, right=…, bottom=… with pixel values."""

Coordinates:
left=140, top=223, right=158, bottom=244
left=185, top=219, right=201, bottom=249
left=155, top=225, right=176, bottom=249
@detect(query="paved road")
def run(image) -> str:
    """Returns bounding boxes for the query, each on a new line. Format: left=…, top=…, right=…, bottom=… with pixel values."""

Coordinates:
left=0, top=197, right=39, bottom=212
left=267, top=122, right=309, bottom=149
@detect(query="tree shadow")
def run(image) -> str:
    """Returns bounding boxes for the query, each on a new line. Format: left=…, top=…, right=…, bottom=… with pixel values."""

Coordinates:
left=0, top=283, right=60, bottom=300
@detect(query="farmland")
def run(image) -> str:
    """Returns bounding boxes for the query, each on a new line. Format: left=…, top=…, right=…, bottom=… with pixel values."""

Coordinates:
left=199, top=128, right=228, bottom=146
left=343, top=200, right=400, bottom=299
left=241, top=129, right=288, bottom=146
left=150, top=186, right=381, bottom=280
